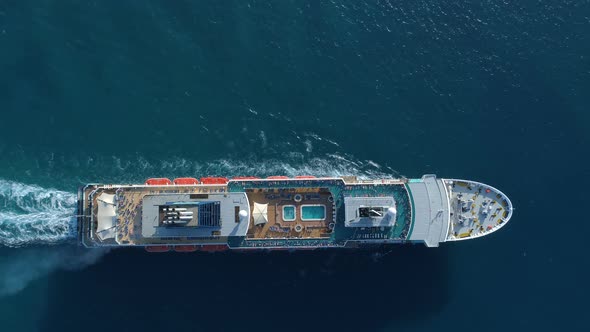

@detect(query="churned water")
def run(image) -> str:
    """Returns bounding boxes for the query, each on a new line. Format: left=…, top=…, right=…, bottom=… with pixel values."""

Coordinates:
left=0, top=180, right=77, bottom=247
left=0, top=1, right=588, bottom=331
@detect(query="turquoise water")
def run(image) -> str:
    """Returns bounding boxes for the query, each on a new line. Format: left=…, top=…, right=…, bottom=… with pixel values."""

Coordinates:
left=0, top=1, right=588, bottom=332
left=283, top=205, right=296, bottom=221
left=301, top=205, right=326, bottom=220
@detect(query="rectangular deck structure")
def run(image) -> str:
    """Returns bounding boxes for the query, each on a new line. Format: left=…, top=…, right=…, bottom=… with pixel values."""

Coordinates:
left=141, top=193, right=250, bottom=238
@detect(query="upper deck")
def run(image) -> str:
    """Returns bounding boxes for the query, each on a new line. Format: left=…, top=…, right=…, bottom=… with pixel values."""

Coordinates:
left=243, top=187, right=334, bottom=240
left=78, top=175, right=512, bottom=249
left=79, top=176, right=412, bottom=248
left=82, top=183, right=238, bottom=247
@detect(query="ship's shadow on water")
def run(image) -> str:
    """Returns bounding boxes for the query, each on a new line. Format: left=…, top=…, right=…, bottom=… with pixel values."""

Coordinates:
left=40, top=246, right=449, bottom=332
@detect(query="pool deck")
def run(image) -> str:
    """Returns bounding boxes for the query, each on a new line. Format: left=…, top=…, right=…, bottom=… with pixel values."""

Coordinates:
left=245, top=188, right=333, bottom=239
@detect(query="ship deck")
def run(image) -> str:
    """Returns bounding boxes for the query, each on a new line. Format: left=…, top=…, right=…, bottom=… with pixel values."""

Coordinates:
left=78, top=175, right=512, bottom=249
left=87, top=185, right=232, bottom=246
left=81, top=178, right=414, bottom=248
left=445, top=179, right=512, bottom=241
left=245, top=187, right=334, bottom=239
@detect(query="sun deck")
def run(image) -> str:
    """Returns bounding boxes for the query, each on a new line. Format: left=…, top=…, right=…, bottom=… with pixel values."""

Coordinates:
left=85, top=184, right=234, bottom=246
left=244, top=187, right=334, bottom=239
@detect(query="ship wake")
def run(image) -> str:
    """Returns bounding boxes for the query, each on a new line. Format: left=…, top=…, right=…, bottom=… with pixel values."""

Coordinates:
left=0, top=179, right=77, bottom=247
left=0, top=245, right=110, bottom=297
left=0, top=179, right=111, bottom=297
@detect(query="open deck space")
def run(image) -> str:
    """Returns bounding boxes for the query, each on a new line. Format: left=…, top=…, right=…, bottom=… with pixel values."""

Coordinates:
left=445, top=179, right=512, bottom=241
left=245, top=187, right=334, bottom=239
left=90, top=185, right=233, bottom=245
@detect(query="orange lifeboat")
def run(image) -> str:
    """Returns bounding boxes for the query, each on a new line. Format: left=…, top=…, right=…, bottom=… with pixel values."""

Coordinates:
left=145, top=178, right=172, bottom=186
left=200, top=177, right=229, bottom=184
left=145, top=245, right=170, bottom=252
left=295, top=175, right=316, bottom=179
left=173, top=177, right=199, bottom=185
left=266, top=176, right=289, bottom=180
left=199, top=244, right=229, bottom=252
left=232, top=176, right=260, bottom=180
left=174, top=245, right=198, bottom=252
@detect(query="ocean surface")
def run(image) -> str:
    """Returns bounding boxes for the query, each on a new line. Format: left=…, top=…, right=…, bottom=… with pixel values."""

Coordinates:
left=0, top=1, right=588, bottom=331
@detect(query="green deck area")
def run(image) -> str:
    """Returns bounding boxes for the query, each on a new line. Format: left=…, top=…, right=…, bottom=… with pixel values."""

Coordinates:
left=333, top=184, right=412, bottom=243
left=405, top=183, right=417, bottom=239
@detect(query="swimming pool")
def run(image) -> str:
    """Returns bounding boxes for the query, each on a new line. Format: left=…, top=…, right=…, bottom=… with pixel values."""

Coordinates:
left=282, top=205, right=296, bottom=221
left=300, top=205, right=326, bottom=221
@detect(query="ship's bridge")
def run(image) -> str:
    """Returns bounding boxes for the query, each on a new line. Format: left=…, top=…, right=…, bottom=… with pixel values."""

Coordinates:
left=406, top=175, right=451, bottom=247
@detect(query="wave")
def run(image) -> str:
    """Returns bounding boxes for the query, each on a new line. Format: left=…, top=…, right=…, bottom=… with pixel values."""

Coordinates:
left=0, top=180, right=77, bottom=247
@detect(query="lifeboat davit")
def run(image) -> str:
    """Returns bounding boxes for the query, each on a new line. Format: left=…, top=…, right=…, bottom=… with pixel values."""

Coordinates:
left=295, top=175, right=316, bottom=179
left=145, top=245, right=170, bottom=252
left=146, top=178, right=172, bottom=186
left=199, top=245, right=229, bottom=252
left=173, top=177, right=199, bottom=185
left=232, top=176, right=260, bottom=180
left=267, top=176, right=289, bottom=180
left=200, top=177, right=229, bottom=184
left=174, top=245, right=198, bottom=252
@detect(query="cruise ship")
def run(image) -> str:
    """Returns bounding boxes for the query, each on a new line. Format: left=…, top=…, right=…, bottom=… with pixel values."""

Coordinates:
left=77, top=175, right=513, bottom=251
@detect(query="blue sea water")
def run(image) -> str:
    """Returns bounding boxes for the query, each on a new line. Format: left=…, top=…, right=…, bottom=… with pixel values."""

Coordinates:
left=0, top=1, right=588, bottom=331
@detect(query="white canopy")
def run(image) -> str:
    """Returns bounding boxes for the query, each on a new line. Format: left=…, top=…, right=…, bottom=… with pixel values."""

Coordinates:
left=96, top=193, right=117, bottom=240
left=252, top=202, right=268, bottom=225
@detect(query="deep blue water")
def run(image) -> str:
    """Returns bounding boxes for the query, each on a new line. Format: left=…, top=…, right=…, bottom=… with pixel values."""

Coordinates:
left=0, top=1, right=588, bottom=331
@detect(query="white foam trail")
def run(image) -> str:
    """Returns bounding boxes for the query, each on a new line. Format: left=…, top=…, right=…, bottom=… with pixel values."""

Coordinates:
left=0, top=246, right=109, bottom=297
left=207, top=154, right=399, bottom=179
left=0, top=180, right=77, bottom=247
left=125, top=154, right=396, bottom=180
